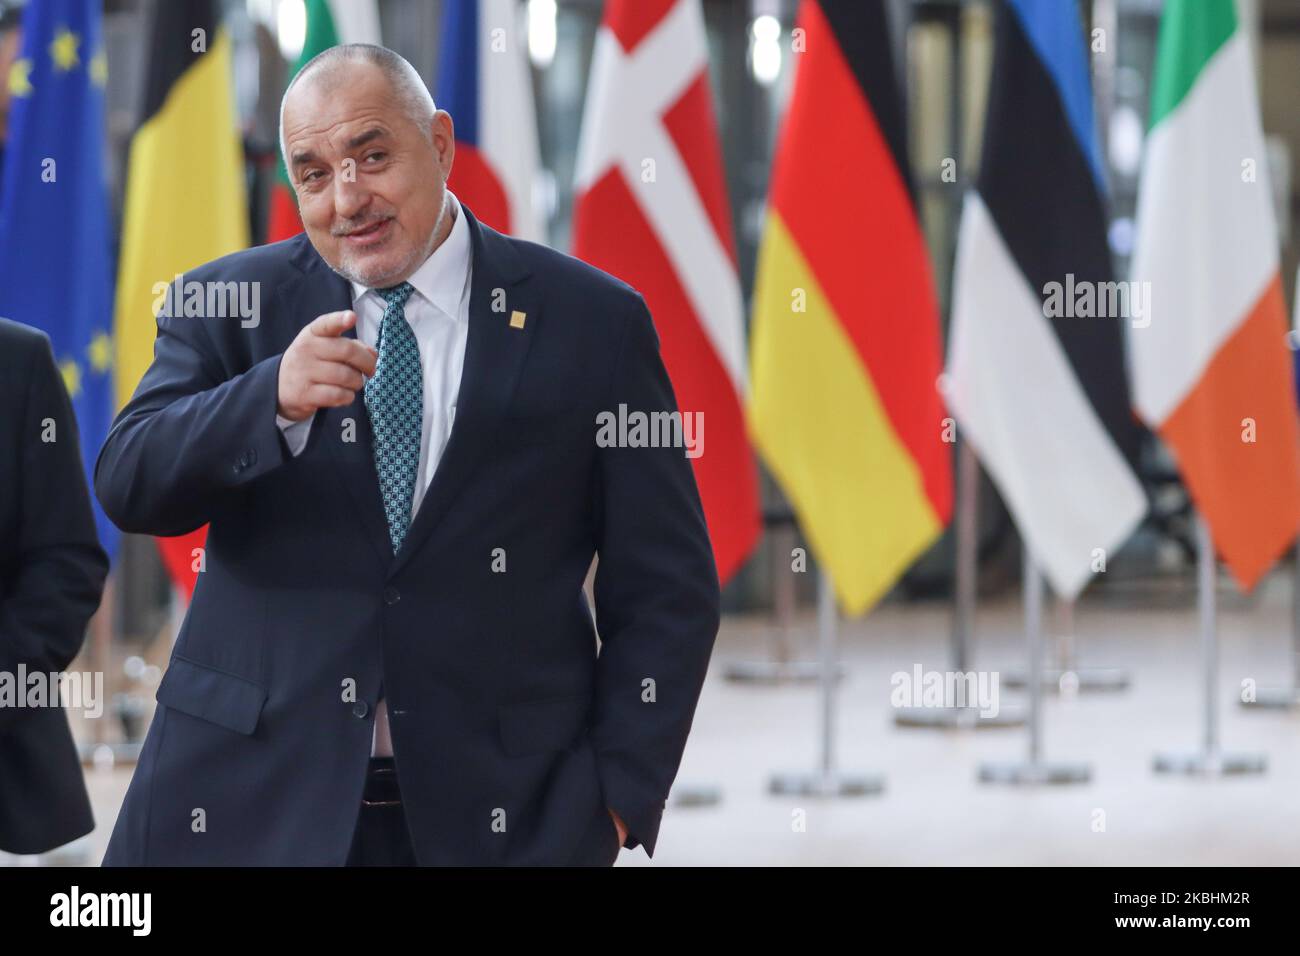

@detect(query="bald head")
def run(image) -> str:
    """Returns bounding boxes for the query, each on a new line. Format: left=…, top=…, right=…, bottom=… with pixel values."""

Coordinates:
left=279, top=42, right=456, bottom=289
left=279, top=43, right=436, bottom=170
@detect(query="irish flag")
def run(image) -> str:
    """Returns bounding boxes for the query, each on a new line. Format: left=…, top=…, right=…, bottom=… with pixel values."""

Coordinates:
left=1130, top=0, right=1300, bottom=590
left=748, top=0, right=951, bottom=616
left=266, top=0, right=381, bottom=242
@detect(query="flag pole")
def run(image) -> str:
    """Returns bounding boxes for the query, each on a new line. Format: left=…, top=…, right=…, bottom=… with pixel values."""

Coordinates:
left=1003, top=595, right=1130, bottom=693
left=724, top=514, right=845, bottom=686
left=979, top=543, right=1089, bottom=785
left=1243, top=267, right=1300, bottom=710
left=1155, top=514, right=1266, bottom=775
left=769, top=567, right=883, bottom=797
left=1242, top=541, right=1300, bottom=708
left=895, top=436, right=1023, bottom=728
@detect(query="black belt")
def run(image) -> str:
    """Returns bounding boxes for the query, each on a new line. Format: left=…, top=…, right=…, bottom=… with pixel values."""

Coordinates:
left=361, top=756, right=402, bottom=807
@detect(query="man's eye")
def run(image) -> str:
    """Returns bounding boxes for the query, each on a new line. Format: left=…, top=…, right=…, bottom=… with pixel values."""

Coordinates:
left=302, top=170, right=323, bottom=183
left=364, top=152, right=386, bottom=163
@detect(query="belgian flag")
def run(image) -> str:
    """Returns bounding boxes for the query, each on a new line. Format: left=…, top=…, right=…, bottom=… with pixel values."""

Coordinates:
left=748, top=0, right=951, bottom=616
left=112, top=0, right=248, bottom=597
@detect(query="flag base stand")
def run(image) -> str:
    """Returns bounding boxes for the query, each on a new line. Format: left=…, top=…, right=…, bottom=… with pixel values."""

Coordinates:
left=1240, top=546, right=1300, bottom=711
left=724, top=523, right=848, bottom=685
left=768, top=769, right=885, bottom=797
left=1240, top=687, right=1300, bottom=710
left=895, top=441, right=1025, bottom=731
left=724, top=660, right=847, bottom=684
left=668, top=783, right=722, bottom=807
left=979, top=548, right=1090, bottom=787
left=894, top=704, right=1025, bottom=728
left=78, top=740, right=142, bottom=768
left=1002, top=667, right=1129, bottom=693
left=1003, top=600, right=1129, bottom=692
left=1152, top=750, right=1266, bottom=776
left=1154, top=516, right=1267, bottom=779
left=770, top=571, right=885, bottom=800
left=977, top=760, right=1090, bottom=785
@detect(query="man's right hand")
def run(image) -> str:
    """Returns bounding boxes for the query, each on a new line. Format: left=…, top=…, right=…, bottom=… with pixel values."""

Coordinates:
left=276, top=310, right=378, bottom=422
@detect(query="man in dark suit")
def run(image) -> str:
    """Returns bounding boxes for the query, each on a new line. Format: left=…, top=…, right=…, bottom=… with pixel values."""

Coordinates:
left=0, top=318, right=107, bottom=856
left=96, top=43, right=720, bottom=866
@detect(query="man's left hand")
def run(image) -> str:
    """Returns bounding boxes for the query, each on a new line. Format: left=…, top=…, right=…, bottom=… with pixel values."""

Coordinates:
left=607, top=808, right=627, bottom=847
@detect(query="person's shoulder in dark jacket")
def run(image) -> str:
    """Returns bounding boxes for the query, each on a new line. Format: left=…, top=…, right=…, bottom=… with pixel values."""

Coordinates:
left=497, top=233, right=655, bottom=351
left=0, top=316, right=59, bottom=381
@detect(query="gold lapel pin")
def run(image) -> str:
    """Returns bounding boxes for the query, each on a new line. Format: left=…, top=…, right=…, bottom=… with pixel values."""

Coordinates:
left=509, top=310, right=527, bottom=329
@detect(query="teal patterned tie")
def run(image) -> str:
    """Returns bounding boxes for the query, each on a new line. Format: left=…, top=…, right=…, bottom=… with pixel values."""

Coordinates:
left=364, top=282, right=422, bottom=553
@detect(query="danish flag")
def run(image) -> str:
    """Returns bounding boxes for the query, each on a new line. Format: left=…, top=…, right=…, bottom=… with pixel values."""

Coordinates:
left=572, top=0, right=760, bottom=583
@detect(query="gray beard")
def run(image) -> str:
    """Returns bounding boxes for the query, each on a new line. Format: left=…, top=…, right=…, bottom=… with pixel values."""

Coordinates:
left=330, top=191, right=449, bottom=289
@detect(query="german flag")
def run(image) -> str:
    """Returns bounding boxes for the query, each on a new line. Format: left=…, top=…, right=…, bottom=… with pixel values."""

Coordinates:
left=748, top=0, right=951, bottom=616
left=112, top=0, right=248, bottom=597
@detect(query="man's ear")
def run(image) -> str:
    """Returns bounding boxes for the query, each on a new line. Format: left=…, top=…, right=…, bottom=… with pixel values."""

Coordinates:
left=432, top=110, right=455, bottom=172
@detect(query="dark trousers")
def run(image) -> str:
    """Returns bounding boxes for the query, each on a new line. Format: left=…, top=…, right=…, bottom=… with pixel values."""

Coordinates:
left=345, top=757, right=418, bottom=866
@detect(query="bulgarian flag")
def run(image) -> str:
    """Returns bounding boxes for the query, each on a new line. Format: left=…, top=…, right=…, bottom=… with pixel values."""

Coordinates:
left=266, top=0, right=381, bottom=242
left=748, top=0, right=951, bottom=616
left=1130, top=0, right=1300, bottom=590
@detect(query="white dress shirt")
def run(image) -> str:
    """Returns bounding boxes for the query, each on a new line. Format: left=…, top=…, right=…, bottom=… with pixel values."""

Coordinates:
left=275, top=191, right=473, bottom=756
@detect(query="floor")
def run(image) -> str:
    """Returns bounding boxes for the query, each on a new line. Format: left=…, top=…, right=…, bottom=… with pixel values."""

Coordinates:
left=7, top=567, right=1299, bottom=867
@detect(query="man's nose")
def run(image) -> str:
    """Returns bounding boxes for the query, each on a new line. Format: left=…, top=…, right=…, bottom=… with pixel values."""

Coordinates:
left=332, top=171, right=371, bottom=221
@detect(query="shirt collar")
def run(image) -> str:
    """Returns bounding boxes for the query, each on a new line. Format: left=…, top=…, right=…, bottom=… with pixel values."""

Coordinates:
left=350, top=190, right=470, bottom=321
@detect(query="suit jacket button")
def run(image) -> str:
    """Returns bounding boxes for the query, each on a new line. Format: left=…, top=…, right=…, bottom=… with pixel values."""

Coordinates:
left=383, top=587, right=400, bottom=605
left=352, top=701, right=369, bottom=719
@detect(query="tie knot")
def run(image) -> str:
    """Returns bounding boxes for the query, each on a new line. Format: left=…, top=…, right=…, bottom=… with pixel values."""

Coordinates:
left=377, top=281, right=415, bottom=310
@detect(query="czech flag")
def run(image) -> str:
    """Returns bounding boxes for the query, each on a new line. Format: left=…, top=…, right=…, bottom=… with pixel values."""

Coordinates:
left=436, top=0, right=542, bottom=241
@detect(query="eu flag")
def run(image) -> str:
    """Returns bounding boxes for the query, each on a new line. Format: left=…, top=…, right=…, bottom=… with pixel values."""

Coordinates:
left=0, top=0, right=117, bottom=559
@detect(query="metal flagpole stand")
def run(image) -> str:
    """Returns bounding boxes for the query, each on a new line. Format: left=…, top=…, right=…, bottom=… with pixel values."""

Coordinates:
left=1155, top=515, right=1266, bottom=775
left=979, top=544, right=1090, bottom=785
left=770, top=568, right=884, bottom=797
left=896, top=438, right=1024, bottom=727
left=1253, top=269, right=1300, bottom=709
left=725, top=516, right=846, bottom=685
left=1241, top=542, right=1300, bottom=709
left=1003, top=596, right=1130, bottom=693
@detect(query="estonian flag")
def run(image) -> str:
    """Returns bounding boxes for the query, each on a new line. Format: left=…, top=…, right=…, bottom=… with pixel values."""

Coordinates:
left=945, top=0, right=1147, bottom=599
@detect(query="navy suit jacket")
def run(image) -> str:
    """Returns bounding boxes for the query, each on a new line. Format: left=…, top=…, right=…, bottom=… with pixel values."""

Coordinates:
left=0, top=319, right=105, bottom=855
left=96, top=204, right=720, bottom=865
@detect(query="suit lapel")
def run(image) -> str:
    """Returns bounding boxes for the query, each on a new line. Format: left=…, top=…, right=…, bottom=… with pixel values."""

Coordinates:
left=284, top=237, right=394, bottom=566
left=388, top=205, right=536, bottom=577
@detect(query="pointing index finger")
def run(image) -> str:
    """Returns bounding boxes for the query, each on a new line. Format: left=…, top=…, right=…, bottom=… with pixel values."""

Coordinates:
left=310, top=310, right=357, bottom=337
